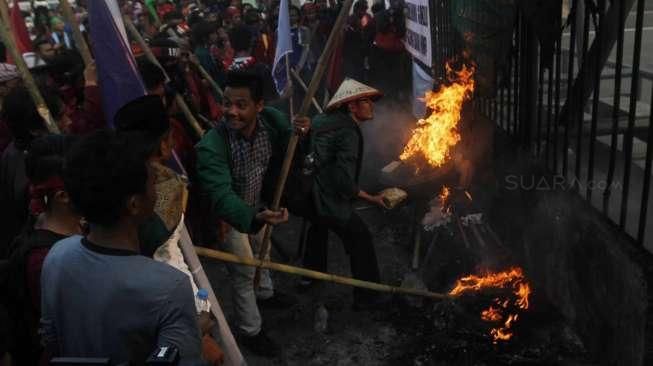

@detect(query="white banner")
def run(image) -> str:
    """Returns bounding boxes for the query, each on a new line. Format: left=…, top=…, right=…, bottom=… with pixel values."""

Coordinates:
left=412, top=61, right=433, bottom=119
left=404, top=0, right=432, bottom=67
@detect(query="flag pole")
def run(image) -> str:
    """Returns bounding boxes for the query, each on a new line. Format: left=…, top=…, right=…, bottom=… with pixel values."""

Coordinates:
left=190, top=58, right=224, bottom=98
left=59, top=0, right=93, bottom=66
left=254, top=0, right=355, bottom=286
left=0, top=0, right=60, bottom=134
left=285, top=53, right=295, bottom=120
left=290, top=68, right=323, bottom=113
left=123, top=17, right=205, bottom=138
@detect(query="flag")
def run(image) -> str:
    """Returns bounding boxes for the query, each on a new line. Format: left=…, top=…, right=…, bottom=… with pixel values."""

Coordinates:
left=88, top=0, right=146, bottom=126
left=10, top=0, right=32, bottom=54
left=272, top=0, right=293, bottom=94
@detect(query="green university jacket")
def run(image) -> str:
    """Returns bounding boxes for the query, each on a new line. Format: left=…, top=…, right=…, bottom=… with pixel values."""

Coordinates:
left=195, top=107, right=291, bottom=234
left=311, top=111, right=364, bottom=224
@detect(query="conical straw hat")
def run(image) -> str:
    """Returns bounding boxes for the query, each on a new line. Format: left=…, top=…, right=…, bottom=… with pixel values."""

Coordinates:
left=325, top=78, right=383, bottom=111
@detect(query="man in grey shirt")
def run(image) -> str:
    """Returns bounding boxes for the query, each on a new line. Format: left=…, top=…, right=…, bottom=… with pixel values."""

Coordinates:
left=40, top=130, right=202, bottom=364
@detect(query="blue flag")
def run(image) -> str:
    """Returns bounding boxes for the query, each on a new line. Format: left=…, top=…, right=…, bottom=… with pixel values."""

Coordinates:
left=88, top=0, right=146, bottom=126
left=272, top=0, right=293, bottom=94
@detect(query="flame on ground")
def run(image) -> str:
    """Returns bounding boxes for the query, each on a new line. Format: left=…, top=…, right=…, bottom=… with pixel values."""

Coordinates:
left=399, top=62, right=475, bottom=167
left=449, top=267, right=531, bottom=344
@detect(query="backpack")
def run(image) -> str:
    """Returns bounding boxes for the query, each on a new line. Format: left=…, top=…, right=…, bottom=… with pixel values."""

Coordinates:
left=284, top=119, right=355, bottom=218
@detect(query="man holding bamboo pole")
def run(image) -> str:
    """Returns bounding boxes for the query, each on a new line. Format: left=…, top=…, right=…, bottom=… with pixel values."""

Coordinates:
left=195, top=70, right=310, bottom=358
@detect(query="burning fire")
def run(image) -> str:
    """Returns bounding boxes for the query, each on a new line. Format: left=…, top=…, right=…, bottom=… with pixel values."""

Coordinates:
left=400, top=62, right=475, bottom=167
left=449, top=267, right=531, bottom=344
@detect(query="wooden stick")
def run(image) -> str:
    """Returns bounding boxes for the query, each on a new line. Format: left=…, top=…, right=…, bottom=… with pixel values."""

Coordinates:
left=0, top=1, right=60, bottom=134
left=192, top=60, right=224, bottom=98
left=179, top=228, right=245, bottom=366
left=254, top=0, right=355, bottom=286
left=290, top=68, right=323, bottom=113
left=59, top=0, right=92, bottom=66
left=197, top=246, right=452, bottom=300
left=123, top=17, right=205, bottom=138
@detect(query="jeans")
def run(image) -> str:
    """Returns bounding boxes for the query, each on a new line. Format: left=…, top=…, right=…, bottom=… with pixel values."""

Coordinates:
left=303, top=213, right=381, bottom=303
left=222, top=227, right=274, bottom=336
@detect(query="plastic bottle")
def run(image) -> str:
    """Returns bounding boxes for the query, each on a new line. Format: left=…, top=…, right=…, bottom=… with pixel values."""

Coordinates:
left=314, top=304, right=328, bottom=333
left=196, top=288, right=210, bottom=313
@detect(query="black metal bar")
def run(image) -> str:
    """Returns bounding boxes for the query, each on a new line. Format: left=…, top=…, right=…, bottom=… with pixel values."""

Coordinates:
left=574, top=3, right=591, bottom=191
left=537, top=50, right=545, bottom=157
left=500, top=77, right=505, bottom=130
left=638, top=84, right=653, bottom=245
left=493, top=85, right=498, bottom=126
left=507, top=34, right=514, bottom=134
left=620, top=0, right=645, bottom=230
left=513, top=14, right=521, bottom=138
left=554, top=36, right=562, bottom=173
left=604, top=0, right=626, bottom=213
left=587, top=0, right=604, bottom=201
left=563, top=0, right=578, bottom=179
left=520, top=21, right=537, bottom=149
left=546, top=58, right=554, bottom=169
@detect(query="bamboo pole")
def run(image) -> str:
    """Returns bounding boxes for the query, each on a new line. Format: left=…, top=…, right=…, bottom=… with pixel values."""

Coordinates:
left=0, top=0, right=60, bottom=134
left=254, top=0, right=355, bottom=286
left=191, top=58, right=224, bottom=98
left=290, top=68, right=323, bottom=113
left=123, top=17, right=205, bottom=138
left=197, top=246, right=452, bottom=300
left=179, top=227, right=244, bottom=366
left=59, top=0, right=92, bottom=66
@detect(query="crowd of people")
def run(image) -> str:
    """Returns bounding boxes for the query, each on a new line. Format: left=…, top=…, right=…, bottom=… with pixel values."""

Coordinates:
left=0, top=0, right=411, bottom=364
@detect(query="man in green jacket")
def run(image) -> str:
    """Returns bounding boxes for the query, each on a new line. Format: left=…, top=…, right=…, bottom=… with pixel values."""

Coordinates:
left=302, top=78, right=390, bottom=310
left=195, top=70, right=309, bottom=358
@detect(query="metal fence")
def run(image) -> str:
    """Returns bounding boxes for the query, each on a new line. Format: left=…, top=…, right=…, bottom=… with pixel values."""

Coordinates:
left=473, top=0, right=653, bottom=248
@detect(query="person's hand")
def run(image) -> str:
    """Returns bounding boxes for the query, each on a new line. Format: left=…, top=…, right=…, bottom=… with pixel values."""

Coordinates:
left=293, top=116, right=311, bottom=136
left=83, top=61, right=97, bottom=87
left=198, top=312, right=215, bottom=335
left=371, top=194, right=390, bottom=209
left=255, top=208, right=289, bottom=226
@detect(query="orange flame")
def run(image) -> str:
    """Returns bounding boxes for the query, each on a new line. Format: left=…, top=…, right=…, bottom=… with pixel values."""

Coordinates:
left=400, top=63, right=475, bottom=167
left=449, top=267, right=531, bottom=343
left=481, top=306, right=502, bottom=322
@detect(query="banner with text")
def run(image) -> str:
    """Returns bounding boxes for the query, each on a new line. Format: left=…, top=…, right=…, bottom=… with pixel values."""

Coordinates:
left=404, top=0, right=432, bottom=67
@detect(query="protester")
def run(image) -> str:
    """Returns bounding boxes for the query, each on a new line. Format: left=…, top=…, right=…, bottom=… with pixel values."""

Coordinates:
left=0, top=63, right=21, bottom=152
left=195, top=70, right=309, bottom=357
left=114, top=95, right=225, bottom=365
left=228, top=25, right=278, bottom=101
left=193, top=20, right=226, bottom=86
left=1, top=134, right=79, bottom=366
left=343, top=0, right=374, bottom=82
left=40, top=129, right=202, bottom=364
left=50, top=17, right=74, bottom=51
left=301, top=79, right=390, bottom=310
left=370, top=0, right=407, bottom=100
left=0, top=88, right=51, bottom=258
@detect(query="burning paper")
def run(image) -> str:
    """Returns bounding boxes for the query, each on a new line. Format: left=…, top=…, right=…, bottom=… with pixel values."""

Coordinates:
left=449, top=267, right=532, bottom=344
left=400, top=63, right=476, bottom=167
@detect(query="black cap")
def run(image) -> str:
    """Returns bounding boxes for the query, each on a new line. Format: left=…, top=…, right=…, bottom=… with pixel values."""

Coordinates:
left=114, top=95, right=169, bottom=137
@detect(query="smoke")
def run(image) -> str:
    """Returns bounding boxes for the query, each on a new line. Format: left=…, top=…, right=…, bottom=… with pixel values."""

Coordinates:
left=359, top=98, right=418, bottom=190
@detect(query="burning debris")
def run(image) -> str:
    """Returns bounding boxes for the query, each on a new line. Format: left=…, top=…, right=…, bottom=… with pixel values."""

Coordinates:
left=449, top=267, right=532, bottom=344
left=400, top=62, right=476, bottom=168
left=422, top=185, right=453, bottom=230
